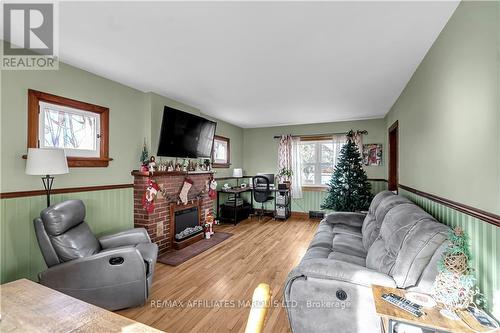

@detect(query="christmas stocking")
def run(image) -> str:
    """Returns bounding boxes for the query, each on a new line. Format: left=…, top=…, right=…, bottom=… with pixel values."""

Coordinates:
left=179, top=178, right=193, bottom=204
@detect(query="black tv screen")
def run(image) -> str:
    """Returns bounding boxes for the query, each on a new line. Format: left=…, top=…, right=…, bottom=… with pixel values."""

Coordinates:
left=157, top=107, right=217, bottom=158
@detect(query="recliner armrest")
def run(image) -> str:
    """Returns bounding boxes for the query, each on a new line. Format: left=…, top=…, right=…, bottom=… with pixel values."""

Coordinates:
left=291, top=259, right=396, bottom=288
left=38, top=246, right=146, bottom=290
left=324, top=212, right=366, bottom=228
left=99, top=228, right=151, bottom=249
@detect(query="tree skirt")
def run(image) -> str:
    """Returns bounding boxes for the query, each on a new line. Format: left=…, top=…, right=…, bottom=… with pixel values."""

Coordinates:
left=157, top=232, right=233, bottom=266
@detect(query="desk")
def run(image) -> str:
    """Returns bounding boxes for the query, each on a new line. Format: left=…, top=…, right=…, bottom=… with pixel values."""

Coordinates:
left=0, top=279, right=163, bottom=333
left=217, top=187, right=253, bottom=225
left=216, top=187, right=291, bottom=224
left=372, top=285, right=495, bottom=333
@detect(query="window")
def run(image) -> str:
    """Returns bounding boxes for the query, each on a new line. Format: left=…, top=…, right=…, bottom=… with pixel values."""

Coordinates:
left=39, top=102, right=100, bottom=157
left=212, top=135, right=230, bottom=168
left=27, top=90, right=111, bottom=167
left=299, top=137, right=346, bottom=187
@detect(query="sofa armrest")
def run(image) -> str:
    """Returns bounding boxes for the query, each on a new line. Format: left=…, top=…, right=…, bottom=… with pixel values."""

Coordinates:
left=99, top=228, right=151, bottom=249
left=38, top=246, right=146, bottom=290
left=324, top=212, right=366, bottom=228
left=291, top=259, right=396, bottom=288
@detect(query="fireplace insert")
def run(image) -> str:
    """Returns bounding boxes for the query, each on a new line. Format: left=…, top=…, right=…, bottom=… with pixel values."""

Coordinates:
left=174, top=207, right=203, bottom=241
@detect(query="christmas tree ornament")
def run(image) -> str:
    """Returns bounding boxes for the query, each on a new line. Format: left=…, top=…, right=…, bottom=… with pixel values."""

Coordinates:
left=321, top=130, right=372, bottom=212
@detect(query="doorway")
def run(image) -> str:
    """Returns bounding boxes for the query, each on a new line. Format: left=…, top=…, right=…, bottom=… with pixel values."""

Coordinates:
left=388, top=121, right=399, bottom=192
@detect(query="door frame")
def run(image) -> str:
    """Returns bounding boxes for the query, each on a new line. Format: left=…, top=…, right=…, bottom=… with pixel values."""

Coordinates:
left=388, top=121, right=399, bottom=192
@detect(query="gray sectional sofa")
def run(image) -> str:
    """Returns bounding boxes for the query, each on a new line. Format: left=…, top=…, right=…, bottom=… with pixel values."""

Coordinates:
left=284, top=191, right=450, bottom=333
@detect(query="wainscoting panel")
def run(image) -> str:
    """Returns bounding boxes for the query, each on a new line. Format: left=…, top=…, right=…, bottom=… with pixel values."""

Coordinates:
left=399, top=188, right=499, bottom=314
left=291, top=180, right=388, bottom=213
left=0, top=188, right=133, bottom=284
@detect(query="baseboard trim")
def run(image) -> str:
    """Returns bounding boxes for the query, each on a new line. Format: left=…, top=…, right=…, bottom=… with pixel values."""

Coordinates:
left=290, top=211, right=310, bottom=219
left=0, top=184, right=134, bottom=199
left=399, top=184, right=500, bottom=227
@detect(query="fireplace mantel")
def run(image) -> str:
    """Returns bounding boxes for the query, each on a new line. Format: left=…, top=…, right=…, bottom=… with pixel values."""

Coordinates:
left=132, top=171, right=214, bottom=254
left=131, top=170, right=214, bottom=177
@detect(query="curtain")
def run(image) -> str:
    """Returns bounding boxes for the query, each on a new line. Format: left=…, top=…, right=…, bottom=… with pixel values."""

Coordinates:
left=277, top=135, right=292, bottom=177
left=352, top=131, right=363, bottom=154
left=291, top=137, right=303, bottom=199
left=332, top=134, right=347, bottom=167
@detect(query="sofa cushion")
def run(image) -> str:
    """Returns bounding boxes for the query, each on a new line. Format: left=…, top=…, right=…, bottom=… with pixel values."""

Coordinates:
left=361, top=191, right=394, bottom=250
left=332, top=224, right=362, bottom=238
left=331, top=234, right=367, bottom=258
left=362, top=194, right=413, bottom=251
left=328, top=251, right=366, bottom=266
left=366, top=203, right=449, bottom=288
left=308, top=220, right=334, bottom=249
left=302, top=247, right=332, bottom=261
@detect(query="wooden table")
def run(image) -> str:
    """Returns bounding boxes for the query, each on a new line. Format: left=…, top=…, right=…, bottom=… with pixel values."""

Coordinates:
left=372, top=285, right=498, bottom=333
left=0, top=279, right=164, bottom=333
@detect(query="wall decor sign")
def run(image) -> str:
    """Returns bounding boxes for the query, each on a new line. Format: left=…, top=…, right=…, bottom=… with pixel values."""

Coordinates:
left=362, top=144, right=383, bottom=166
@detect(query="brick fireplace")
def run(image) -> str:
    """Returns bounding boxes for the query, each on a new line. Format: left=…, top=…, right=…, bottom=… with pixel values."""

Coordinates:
left=132, top=170, right=214, bottom=254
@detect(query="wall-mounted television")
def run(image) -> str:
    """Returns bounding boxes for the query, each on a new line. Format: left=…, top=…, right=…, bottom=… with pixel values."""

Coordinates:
left=157, top=106, right=217, bottom=158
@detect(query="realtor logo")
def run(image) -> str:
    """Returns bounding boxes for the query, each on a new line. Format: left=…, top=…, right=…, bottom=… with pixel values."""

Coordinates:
left=2, top=2, right=58, bottom=69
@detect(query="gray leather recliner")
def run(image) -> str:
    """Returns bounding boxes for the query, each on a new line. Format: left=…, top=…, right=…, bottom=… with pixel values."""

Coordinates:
left=33, top=199, right=158, bottom=311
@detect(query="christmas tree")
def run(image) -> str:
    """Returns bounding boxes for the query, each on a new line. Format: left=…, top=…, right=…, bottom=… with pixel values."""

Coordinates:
left=140, top=139, right=149, bottom=164
left=321, top=130, right=372, bottom=212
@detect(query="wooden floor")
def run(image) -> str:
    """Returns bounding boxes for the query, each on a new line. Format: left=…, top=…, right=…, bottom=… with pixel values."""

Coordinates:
left=118, top=216, right=319, bottom=333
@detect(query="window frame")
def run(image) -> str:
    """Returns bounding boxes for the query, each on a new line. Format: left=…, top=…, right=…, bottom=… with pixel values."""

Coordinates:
left=212, top=135, right=230, bottom=168
left=27, top=89, right=111, bottom=167
left=38, top=101, right=101, bottom=158
left=298, top=135, right=344, bottom=189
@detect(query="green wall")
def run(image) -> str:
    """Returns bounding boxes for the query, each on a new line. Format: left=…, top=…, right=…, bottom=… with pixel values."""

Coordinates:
left=239, top=118, right=387, bottom=213
left=385, top=1, right=500, bottom=214
left=1, top=62, right=147, bottom=192
left=1, top=188, right=132, bottom=283
left=0, top=61, right=244, bottom=284
left=384, top=2, right=499, bottom=317
left=400, top=188, right=499, bottom=316
left=243, top=118, right=387, bottom=179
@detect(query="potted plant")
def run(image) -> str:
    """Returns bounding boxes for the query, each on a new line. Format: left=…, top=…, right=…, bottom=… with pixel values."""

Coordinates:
left=278, top=167, right=293, bottom=188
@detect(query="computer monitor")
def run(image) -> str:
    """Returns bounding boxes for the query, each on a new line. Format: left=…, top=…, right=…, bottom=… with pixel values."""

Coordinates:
left=256, top=173, right=275, bottom=186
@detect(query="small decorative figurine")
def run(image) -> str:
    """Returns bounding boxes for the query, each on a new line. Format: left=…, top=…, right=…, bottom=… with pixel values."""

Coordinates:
left=148, top=156, right=156, bottom=173
left=167, top=160, right=174, bottom=172
left=204, top=214, right=215, bottom=239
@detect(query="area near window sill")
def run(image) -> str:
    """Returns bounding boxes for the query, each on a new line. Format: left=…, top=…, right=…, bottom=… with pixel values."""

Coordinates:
left=21, top=155, right=113, bottom=167
left=302, top=186, right=328, bottom=192
left=212, top=163, right=231, bottom=168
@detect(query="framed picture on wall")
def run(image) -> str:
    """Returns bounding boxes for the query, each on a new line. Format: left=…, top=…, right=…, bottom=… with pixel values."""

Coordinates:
left=212, top=135, right=230, bottom=168
left=362, top=144, right=383, bottom=166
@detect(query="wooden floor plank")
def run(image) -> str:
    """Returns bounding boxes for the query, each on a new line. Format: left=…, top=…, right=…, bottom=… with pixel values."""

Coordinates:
left=118, top=217, right=319, bottom=333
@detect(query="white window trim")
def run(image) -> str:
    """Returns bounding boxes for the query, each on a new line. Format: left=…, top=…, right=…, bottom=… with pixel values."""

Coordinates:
left=38, top=101, right=101, bottom=158
left=299, top=139, right=345, bottom=187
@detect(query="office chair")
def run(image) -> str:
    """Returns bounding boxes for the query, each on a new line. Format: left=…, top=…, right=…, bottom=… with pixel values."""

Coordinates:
left=252, top=176, right=274, bottom=220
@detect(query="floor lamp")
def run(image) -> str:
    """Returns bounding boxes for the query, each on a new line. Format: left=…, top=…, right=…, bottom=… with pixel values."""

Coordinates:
left=25, top=148, right=69, bottom=207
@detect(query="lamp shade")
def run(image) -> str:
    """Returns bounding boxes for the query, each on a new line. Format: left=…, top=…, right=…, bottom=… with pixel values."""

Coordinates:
left=232, top=168, right=243, bottom=178
left=25, top=148, right=69, bottom=175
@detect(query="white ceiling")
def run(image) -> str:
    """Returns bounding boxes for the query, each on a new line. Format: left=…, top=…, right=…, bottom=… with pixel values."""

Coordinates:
left=57, top=1, right=458, bottom=128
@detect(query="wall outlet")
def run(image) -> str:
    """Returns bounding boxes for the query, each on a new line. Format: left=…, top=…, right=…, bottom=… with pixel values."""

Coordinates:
left=156, top=222, right=163, bottom=237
